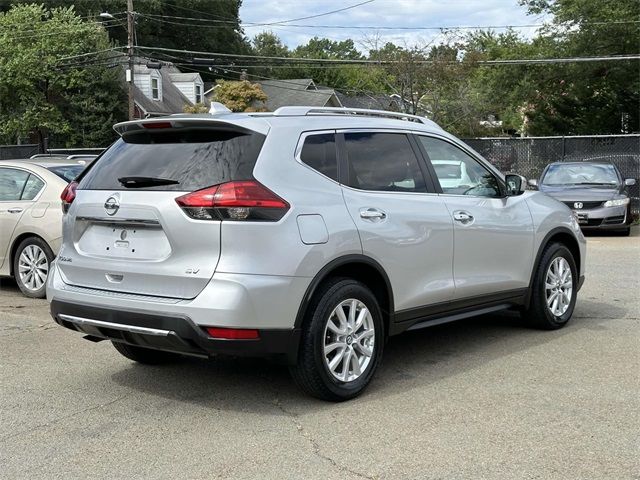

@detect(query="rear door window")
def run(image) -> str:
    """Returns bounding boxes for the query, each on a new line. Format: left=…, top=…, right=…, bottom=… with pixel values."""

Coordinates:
left=343, top=132, right=427, bottom=192
left=0, top=168, right=29, bottom=201
left=79, top=130, right=266, bottom=191
left=21, top=174, right=45, bottom=200
left=300, top=133, right=338, bottom=181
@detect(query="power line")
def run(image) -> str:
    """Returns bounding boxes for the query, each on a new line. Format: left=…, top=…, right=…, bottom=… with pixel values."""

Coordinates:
left=157, top=0, right=239, bottom=22
left=175, top=62, right=385, bottom=98
left=137, top=13, right=640, bottom=31
left=136, top=46, right=640, bottom=66
left=258, top=0, right=376, bottom=26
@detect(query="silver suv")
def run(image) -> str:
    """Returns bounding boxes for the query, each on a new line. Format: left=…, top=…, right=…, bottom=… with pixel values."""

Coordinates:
left=48, top=106, right=586, bottom=401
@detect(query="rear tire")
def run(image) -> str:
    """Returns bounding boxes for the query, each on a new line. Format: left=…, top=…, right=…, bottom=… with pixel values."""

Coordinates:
left=522, top=242, right=578, bottom=330
left=112, top=341, right=178, bottom=364
left=13, top=236, right=53, bottom=299
left=290, top=278, right=384, bottom=401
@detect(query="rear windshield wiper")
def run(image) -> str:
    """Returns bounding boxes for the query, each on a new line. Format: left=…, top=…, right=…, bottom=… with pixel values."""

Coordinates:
left=117, top=176, right=180, bottom=188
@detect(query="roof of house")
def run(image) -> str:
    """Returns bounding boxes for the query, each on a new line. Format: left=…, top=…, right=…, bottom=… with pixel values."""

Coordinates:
left=203, top=82, right=216, bottom=95
left=336, top=92, right=403, bottom=111
left=256, top=79, right=342, bottom=111
left=133, top=64, right=193, bottom=116
left=260, top=79, right=316, bottom=90
left=168, top=72, right=202, bottom=83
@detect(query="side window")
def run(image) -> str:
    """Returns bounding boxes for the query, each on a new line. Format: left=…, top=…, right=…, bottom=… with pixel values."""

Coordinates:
left=300, top=133, right=338, bottom=182
left=0, top=168, right=29, bottom=201
left=344, top=132, right=426, bottom=192
left=21, top=174, right=45, bottom=200
left=418, top=136, right=501, bottom=197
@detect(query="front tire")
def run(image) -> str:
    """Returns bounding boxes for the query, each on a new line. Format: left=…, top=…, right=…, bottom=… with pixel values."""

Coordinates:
left=290, top=278, right=384, bottom=401
left=522, top=242, right=578, bottom=330
left=13, top=237, right=53, bottom=298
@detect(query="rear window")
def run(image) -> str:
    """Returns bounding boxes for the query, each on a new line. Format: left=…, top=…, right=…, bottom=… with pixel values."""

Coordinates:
left=300, top=133, right=338, bottom=181
left=48, top=165, right=84, bottom=182
left=79, top=130, right=266, bottom=191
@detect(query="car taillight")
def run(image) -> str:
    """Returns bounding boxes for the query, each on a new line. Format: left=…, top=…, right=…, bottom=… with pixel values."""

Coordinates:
left=60, top=181, right=78, bottom=213
left=175, top=180, right=289, bottom=221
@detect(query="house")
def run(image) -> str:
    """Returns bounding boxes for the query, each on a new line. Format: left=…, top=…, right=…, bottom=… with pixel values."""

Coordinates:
left=336, top=92, right=408, bottom=112
left=131, top=62, right=204, bottom=118
left=256, top=79, right=342, bottom=111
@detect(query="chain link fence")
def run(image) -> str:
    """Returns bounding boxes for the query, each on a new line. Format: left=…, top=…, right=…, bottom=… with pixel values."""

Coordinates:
left=463, top=135, right=640, bottom=216
left=0, top=144, right=39, bottom=160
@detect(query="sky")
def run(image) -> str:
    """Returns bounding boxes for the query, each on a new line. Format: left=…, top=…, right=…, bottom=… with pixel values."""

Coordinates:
left=239, top=0, right=550, bottom=50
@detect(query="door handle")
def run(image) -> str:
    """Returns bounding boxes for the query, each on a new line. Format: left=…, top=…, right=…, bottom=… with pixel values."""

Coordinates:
left=360, top=208, right=387, bottom=220
left=453, top=210, right=474, bottom=224
left=7, top=208, right=23, bottom=214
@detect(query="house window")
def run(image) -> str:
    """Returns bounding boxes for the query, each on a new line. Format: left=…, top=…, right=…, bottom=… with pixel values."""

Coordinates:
left=151, top=77, right=160, bottom=100
left=195, top=84, right=202, bottom=104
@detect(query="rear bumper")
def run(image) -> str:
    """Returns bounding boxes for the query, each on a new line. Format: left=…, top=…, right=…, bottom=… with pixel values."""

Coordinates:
left=47, top=262, right=311, bottom=330
left=51, top=299, right=301, bottom=363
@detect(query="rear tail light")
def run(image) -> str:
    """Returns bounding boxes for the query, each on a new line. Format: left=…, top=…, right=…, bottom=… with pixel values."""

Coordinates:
left=60, top=181, right=78, bottom=213
left=175, top=180, right=289, bottom=221
left=205, top=327, right=259, bottom=340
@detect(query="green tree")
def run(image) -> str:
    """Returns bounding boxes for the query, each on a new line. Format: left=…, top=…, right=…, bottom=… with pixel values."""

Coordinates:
left=1, top=0, right=249, bottom=59
left=213, top=80, right=267, bottom=112
left=183, top=103, right=209, bottom=113
left=0, top=4, right=126, bottom=148
left=515, top=0, right=640, bottom=134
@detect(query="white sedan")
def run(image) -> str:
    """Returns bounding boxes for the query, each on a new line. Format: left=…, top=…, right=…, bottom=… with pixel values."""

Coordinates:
left=0, top=159, right=84, bottom=298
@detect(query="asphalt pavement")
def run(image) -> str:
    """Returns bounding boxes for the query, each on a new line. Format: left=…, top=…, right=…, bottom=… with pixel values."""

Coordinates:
left=1, top=229, right=638, bottom=479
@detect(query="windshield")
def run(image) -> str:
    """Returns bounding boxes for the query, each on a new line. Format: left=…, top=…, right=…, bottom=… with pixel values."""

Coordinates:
left=47, top=165, right=85, bottom=182
left=542, top=164, right=619, bottom=186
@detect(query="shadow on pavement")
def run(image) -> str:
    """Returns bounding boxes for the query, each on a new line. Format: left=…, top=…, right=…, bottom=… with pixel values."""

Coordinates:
left=109, top=298, right=627, bottom=412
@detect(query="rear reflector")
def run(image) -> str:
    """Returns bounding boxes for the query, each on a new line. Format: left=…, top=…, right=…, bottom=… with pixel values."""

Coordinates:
left=205, top=327, right=260, bottom=340
left=60, top=180, right=78, bottom=213
left=175, top=180, right=289, bottom=221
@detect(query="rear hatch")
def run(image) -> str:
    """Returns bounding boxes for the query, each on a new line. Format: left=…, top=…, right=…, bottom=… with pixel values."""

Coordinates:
left=58, top=119, right=267, bottom=299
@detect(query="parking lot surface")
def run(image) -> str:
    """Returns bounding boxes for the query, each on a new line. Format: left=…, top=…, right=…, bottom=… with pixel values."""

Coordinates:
left=1, top=230, right=638, bottom=480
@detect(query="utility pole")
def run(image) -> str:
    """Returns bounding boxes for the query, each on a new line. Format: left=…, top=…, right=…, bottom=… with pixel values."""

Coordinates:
left=127, top=0, right=135, bottom=120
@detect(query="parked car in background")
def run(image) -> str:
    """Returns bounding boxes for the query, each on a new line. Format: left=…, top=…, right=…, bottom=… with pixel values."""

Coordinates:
left=48, top=106, right=585, bottom=401
left=529, top=161, right=636, bottom=235
left=0, top=159, right=85, bottom=297
left=28, top=154, right=98, bottom=165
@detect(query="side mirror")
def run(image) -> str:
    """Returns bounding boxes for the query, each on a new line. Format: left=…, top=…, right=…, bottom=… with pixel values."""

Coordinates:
left=505, top=174, right=527, bottom=196
left=624, top=178, right=636, bottom=187
left=528, top=178, right=538, bottom=189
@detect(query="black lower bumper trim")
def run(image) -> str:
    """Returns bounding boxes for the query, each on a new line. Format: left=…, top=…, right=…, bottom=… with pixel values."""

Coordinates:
left=50, top=299, right=301, bottom=364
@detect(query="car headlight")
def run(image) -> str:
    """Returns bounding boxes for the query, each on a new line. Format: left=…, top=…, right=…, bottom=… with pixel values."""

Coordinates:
left=603, top=198, right=630, bottom=207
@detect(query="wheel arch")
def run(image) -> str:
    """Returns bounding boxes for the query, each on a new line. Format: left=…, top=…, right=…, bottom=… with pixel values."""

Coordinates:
left=9, top=232, right=50, bottom=277
left=526, top=226, right=582, bottom=307
left=294, top=255, right=394, bottom=335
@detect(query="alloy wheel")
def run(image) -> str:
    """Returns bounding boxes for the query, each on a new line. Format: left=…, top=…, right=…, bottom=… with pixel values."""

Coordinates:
left=323, top=298, right=375, bottom=382
left=545, top=256, right=573, bottom=317
left=18, top=244, right=49, bottom=292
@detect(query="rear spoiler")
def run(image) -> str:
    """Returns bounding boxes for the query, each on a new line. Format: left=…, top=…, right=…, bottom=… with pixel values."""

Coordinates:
left=113, top=116, right=269, bottom=137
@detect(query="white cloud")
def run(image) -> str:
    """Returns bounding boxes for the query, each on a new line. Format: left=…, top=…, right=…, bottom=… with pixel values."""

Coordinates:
left=240, top=0, right=550, bottom=50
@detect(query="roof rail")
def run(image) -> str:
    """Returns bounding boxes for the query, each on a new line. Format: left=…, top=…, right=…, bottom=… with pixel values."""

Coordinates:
left=272, top=106, right=435, bottom=126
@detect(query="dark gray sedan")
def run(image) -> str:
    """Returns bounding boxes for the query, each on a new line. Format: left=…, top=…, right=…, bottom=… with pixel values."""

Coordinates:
left=530, top=162, right=636, bottom=235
